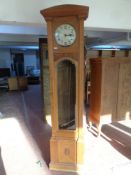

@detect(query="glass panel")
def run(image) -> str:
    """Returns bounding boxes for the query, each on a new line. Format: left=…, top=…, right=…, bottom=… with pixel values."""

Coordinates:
left=57, top=60, right=76, bottom=130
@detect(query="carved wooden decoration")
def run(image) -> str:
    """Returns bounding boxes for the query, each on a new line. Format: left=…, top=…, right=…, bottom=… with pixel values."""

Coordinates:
left=41, top=4, right=89, bottom=171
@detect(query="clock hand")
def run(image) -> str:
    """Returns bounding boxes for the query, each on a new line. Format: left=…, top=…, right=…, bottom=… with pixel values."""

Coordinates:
left=64, top=34, right=73, bottom=37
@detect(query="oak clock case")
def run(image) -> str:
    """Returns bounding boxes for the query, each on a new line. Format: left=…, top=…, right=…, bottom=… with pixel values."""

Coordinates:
left=54, top=22, right=78, bottom=131
left=53, top=20, right=78, bottom=131
left=41, top=4, right=89, bottom=172
left=52, top=17, right=80, bottom=133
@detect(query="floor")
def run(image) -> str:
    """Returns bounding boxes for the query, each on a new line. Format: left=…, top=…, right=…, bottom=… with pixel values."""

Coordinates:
left=0, top=85, right=131, bottom=175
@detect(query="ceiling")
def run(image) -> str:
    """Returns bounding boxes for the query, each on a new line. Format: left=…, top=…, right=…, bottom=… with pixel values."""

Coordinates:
left=0, top=1, right=131, bottom=51
left=85, top=30, right=131, bottom=50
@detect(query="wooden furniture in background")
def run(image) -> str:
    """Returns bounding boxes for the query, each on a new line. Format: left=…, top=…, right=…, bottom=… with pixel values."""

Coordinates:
left=8, top=77, right=28, bottom=91
left=41, top=4, right=89, bottom=172
left=27, top=76, right=40, bottom=84
left=8, top=77, right=18, bottom=90
left=0, top=68, right=10, bottom=77
left=0, top=68, right=10, bottom=90
left=89, top=58, right=131, bottom=135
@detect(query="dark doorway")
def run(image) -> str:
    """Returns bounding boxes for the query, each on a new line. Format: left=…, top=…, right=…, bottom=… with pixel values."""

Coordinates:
left=13, top=53, right=24, bottom=76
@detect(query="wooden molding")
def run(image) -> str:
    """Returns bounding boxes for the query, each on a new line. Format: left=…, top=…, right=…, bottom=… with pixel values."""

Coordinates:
left=41, top=4, right=89, bottom=20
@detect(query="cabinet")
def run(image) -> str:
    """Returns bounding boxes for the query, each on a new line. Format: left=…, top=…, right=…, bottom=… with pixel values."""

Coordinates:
left=8, top=77, right=28, bottom=91
left=89, top=58, right=131, bottom=134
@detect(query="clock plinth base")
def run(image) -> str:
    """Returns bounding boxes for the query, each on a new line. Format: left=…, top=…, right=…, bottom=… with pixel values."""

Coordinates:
left=49, top=136, right=84, bottom=172
left=49, top=162, right=84, bottom=172
left=49, top=162, right=78, bottom=172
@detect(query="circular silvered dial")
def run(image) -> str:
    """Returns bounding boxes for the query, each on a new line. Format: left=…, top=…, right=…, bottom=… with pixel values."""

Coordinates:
left=54, top=24, right=76, bottom=46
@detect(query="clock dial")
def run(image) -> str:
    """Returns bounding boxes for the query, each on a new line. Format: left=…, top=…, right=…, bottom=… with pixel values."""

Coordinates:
left=54, top=24, right=76, bottom=46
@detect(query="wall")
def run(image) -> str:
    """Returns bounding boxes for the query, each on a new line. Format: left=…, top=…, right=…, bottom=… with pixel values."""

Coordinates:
left=0, top=49, right=11, bottom=68
left=0, top=0, right=131, bottom=31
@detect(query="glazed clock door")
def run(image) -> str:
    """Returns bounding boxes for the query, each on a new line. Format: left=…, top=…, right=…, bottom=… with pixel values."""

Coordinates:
left=57, top=59, right=76, bottom=130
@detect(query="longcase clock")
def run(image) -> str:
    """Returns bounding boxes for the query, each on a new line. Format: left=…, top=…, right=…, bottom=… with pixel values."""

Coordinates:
left=41, top=4, right=89, bottom=172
